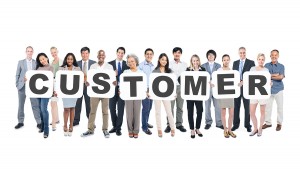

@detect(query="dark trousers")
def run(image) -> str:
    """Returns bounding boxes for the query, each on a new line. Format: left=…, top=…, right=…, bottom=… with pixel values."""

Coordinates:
left=74, top=85, right=90, bottom=124
left=141, top=98, right=153, bottom=131
left=109, top=86, right=125, bottom=131
left=233, top=87, right=251, bottom=128
left=187, top=100, right=203, bottom=130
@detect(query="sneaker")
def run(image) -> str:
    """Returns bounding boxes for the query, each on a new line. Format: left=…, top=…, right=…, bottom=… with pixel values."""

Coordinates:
left=81, top=131, right=94, bottom=137
left=103, top=130, right=110, bottom=138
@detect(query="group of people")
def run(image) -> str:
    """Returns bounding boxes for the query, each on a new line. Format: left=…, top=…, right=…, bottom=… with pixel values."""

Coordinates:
left=15, top=46, right=285, bottom=139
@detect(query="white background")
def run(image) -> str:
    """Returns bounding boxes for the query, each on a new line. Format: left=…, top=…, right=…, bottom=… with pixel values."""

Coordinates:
left=0, top=0, right=299, bottom=168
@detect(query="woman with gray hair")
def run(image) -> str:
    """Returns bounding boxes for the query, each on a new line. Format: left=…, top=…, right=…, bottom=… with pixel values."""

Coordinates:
left=123, top=54, right=143, bottom=138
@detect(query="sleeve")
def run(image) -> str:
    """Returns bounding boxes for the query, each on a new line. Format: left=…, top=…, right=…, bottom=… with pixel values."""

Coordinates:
left=280, top=64, right=285, bottom=77
left=16, top=61, right=22, bottom=87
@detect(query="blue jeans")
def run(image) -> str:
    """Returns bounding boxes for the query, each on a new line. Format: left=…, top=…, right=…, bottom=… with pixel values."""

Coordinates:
left=141, top=98, right=153, bottom=131
left=39, top=98, right=50, bottom=135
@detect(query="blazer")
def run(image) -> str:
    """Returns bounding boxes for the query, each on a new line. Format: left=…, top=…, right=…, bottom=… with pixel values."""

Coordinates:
left=16, top=59, right=36, bottom=90
left=108, top=59, right=129, bottom=82
left=77, top=59, right=97, bottom=72
left=201, top=62, right=221, bottom=80
left=232, top=58, right=255, bottom=80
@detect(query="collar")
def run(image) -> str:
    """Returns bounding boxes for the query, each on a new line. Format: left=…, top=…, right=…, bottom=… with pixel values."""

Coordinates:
left=270, top=61, right=278, bottom=66
left=240, top=59, right=246, bottom=62
left=144, top=60, right=153, bottom=65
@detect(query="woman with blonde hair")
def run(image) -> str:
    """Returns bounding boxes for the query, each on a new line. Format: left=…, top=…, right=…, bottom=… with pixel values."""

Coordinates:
left=186, top=55, right=206, bottom=138
left=49, top=47, right=63, bottom=131
left=249, top=53, right=270, bottom=137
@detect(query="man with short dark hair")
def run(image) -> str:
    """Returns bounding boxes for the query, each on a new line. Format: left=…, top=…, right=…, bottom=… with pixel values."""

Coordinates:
left=108, top=47, right=129, bottom=136
left=74, top=47, right=96, bottom=126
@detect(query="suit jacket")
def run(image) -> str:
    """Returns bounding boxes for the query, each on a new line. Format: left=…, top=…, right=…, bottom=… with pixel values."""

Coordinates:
left=77, top=59, right=96, bottom=72
left=108, top=59, right=129, bottom=83
left=16, top=59, right=36, bottom=90
left=201, top=62, right=221, bottom=80
left=233, top=58, right=255, bottom=80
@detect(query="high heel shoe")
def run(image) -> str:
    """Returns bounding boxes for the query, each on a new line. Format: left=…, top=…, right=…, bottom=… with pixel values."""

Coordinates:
left=191, top=130, right=195, bottom=139
left=257, top=130, right=262, bottom=137
left=68, top=127, right=73, bottom=136
left=195, top=129, right=203, bottom=137
left=171, top=130, right=175, bottom=137
left=249, top=129, right=258, bottom=136
left=64, top=126, right=68, bottom=136
left=158, top=130, right=163, bottom=137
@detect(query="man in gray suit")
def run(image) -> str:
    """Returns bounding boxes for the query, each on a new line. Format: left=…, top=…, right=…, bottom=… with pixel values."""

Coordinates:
left=15, top=46, right=42, bottom=129
left=201, top=50, right=223, bottom=130
left=73, top=47, right=96, bottom=126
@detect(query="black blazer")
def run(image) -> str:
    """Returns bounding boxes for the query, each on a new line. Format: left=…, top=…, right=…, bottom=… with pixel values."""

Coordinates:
left=232, top=58, right=255, bottom=80
left=178, top=66, right=206, bottom=84
left=108, top=59, right=129, bottom=82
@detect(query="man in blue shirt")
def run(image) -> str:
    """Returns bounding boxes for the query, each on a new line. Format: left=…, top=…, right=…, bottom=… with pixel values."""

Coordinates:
left=263, top=49, right=285, bottom=131
left=139, top=48, right=155, bottom=135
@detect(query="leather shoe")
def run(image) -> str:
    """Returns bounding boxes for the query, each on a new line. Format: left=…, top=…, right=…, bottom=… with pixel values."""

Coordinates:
left=147, top=123, right=153, bottom=128
left=276, top=124, right=282, bottom=131
left=204, top=124, right=211, bottom=130
left=231, top=126, right=239, bottom=131
left=262, top=124, right=272, bottom=129
left=37, top=123, right=42, bottom=130
left=246, top=127, right=252, bottom=132
left=116, top=130, right=122, bottom=136
left=143, top=129, right=152, bottom=135
left=109, top=128, right=116, bottom=133
left=15, top=123, right=24, bottom=129
left=216, top=125, right=224, bottom=129
left=164, top=126, right=171, bottom=133
left=176, top=125, right=187, bottom=132
left=73, top=122, right=79, bottom=126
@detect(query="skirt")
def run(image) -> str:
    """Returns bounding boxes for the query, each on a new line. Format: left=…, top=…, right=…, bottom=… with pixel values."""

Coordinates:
left=62, top=98, right=77, bottom=108
left=218, top=98, right=234, bottom=108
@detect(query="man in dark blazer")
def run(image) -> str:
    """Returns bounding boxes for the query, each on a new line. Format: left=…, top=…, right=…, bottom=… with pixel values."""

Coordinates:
left=232, top=47, right=255, bottom=132
left=108, top=47, right=129, bottom=136
left=74, top=47, right=96, bottom=126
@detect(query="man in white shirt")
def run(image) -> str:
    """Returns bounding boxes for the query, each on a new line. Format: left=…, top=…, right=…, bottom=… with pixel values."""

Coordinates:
left=165, top=47, right=187, bottom=133
left=81, top=50, right=114, bottom=138
left=15, top=46, right=42, bottom=130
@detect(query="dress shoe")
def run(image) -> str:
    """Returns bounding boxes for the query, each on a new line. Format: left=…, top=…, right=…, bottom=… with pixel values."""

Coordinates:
left=195, top=129, right=203, bottom=137
left=262, top=124, right=272, bottom=129
left=176, top=125, right=187, bottom=132
left=37, top=123, right=42, bottom=130
left=276, top=124, right=282, bottom=131
left=109, top=128, right=116, bottom=133
left=231, top=126, right=239, bottom=131
left=216, top=125, right=224, bottom=129
left=73, top=122, right=79, bottom=126
left=143, top=129, right=152, bottom=135
left=15, top=123, right=24, bottom=129
left=116, top=130, right=122, bottom=136
left=246, top=127, right=252, bottom=132
left=249, top=130, right=258, bottom=136
left=147, top=123, right=153, bottom=128
left=191, top=130, right=195, bottom=139
left=164, top=126, right=171, bottom=133
left=204, top=124, right=211, bottom=130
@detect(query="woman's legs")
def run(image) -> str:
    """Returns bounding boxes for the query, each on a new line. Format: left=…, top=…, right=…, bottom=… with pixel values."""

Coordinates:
left=51, top=100, right=59, bottom=129
left=259, top=104, right=266, bottom=135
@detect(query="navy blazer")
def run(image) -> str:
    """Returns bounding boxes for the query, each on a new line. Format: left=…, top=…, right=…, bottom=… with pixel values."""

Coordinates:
left=232, top=58, right=255, bottom=80
left=108, top=59, right=129, bottom=82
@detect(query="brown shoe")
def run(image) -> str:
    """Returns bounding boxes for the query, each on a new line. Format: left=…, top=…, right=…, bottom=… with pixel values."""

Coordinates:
left=262, top=124, right=272, bottom=129
left=276, top=124, right=282, bottom=131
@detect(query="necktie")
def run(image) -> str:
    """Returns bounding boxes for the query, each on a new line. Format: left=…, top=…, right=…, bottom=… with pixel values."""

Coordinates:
left=239, top=60, right=244, bottom=80
left=117, top=61, right=122, bottom=82
left=83, top=61, right=87, bottom=75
